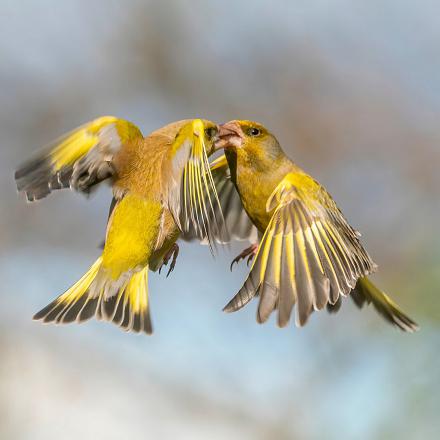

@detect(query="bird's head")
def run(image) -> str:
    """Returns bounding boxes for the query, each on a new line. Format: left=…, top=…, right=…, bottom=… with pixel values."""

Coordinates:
left=215, top=120, right=284, bottom=169
left=200, top=120, right=219, bottom=156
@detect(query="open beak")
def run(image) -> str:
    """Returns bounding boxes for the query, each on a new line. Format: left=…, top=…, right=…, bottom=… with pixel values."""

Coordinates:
left=214, top=121, right=244, bottom=151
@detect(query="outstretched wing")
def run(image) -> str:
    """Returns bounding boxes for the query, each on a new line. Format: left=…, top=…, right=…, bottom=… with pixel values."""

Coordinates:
left=223, top=171, right=377, bottom=327
left=165, top=119, right=227, bottom=249
left=181, top=154, right=258, bottom=244
left=15, top=116, right=142, bottom=201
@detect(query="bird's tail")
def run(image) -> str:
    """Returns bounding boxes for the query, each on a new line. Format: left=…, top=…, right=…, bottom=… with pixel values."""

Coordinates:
left=350, top=276, right=419, bottom=332
left=33, top=257, right=152, bottom=334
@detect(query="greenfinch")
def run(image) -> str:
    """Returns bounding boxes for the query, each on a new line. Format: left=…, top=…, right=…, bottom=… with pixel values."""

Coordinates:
left=15, top=117, right=224, bottom=334
left=214, top=120, right=418, bottom=332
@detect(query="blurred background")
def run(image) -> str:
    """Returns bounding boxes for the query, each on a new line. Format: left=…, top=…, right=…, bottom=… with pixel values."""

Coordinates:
left=1, top=1, right=439, bottom=439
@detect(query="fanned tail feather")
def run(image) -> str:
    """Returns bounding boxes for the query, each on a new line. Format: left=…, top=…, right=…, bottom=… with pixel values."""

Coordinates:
left=33, top=258, right=152, bottom=334
left=350, top=277, right=419, bottom=332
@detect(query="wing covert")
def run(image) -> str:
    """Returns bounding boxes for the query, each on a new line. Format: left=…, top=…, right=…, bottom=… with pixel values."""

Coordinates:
left=15, top=116, right=142, bottom=201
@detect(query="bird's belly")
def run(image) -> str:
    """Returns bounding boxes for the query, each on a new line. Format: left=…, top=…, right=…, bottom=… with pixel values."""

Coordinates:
left=102, top=194, right=164, bottom=279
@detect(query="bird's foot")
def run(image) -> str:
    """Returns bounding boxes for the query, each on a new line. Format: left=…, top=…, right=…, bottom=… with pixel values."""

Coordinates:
left=159, top=243, right=180, bottom=277
left=230, top=243, right=259, bottom=271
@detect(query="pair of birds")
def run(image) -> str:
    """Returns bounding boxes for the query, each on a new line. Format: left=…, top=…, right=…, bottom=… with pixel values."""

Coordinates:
left=15, top=117, right=418, bottom=334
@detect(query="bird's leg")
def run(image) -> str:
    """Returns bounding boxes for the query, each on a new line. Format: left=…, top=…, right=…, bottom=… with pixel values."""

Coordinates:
left=159, top=243, right=180, bottom=277
left=230, top=243, right=259, bottom=271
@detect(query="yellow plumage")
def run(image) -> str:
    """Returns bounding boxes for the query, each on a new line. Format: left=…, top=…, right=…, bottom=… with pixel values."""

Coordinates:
left=34, top=257, right=152, bottom=333
left=16, top=116, right=222, bottom=334
left=102, top=194, right=162, bottom=280
left=50, top=116, right=142, bottom=171
left=216, top=120, right=418, bottom=331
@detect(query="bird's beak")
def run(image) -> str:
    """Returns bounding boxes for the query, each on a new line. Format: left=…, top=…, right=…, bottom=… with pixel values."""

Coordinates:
left=214, top=121, right=244, bottom=151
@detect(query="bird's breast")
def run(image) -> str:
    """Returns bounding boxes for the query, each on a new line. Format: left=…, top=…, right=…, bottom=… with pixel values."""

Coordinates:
left=235, top=168, right=274, bottom=233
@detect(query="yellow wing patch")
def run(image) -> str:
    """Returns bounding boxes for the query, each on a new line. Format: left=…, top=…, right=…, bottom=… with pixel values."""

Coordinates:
left=224, top=171, right=377, bottom=327
left=166, top=119, right=226, bottom=249
left=15, top=116, right=143, bottom=201
left=51, top=116, right=116, bottom=170
left=209, top=154, right=228, bottom=172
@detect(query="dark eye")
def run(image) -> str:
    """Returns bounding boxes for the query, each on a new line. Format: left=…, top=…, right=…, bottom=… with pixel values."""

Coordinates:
left=247, top=127, right=261, bottom=137
left=204, top=127, right=217, bottom=139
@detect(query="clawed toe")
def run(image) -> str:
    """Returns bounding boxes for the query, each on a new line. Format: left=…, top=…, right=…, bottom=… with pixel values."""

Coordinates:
left=159, top=243, right=180, bottom=277
left=230, top=243, right=259, bottom=271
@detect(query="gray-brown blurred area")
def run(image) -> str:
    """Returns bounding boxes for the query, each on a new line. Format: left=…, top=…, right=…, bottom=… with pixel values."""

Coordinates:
left=0, top=1, right=439, bottom=439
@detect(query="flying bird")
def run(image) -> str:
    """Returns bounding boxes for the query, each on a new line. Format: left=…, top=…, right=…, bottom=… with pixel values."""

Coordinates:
left=214, top=120, right=418, bottom=332
left=15, top=117, right=224, bottom=334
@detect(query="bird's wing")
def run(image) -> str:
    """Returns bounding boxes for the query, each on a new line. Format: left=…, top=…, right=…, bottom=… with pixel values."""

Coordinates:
left=164, top=119, right=227, bottom=249
left=223, top=171, right=377, bottom=327
left=181, top=154, right=258, bottom=244
left=15, top=116, right=142, bottom=201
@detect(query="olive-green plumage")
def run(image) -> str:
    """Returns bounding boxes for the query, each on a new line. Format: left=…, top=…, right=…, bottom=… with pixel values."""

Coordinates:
left=215, top=120, right=418, bottom=331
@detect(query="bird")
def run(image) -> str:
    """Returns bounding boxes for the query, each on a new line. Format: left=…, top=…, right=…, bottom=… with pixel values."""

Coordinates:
left=15, top=116, right=225, bottom=334
left=213, top=119, right=418, bottom=332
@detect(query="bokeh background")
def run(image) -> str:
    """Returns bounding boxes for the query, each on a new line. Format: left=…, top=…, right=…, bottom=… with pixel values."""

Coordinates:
left=1, top=1, right=439, bottom=439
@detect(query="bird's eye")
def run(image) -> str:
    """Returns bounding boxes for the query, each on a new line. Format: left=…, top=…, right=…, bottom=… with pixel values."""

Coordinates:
left=247, top=127, right=261, bottom=137
left=204, top=127, right=217, bottom=139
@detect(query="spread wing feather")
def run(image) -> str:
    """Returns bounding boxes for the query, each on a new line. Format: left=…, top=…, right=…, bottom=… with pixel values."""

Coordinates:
left=181, top=154, right=258, bottom=244
left=15, top=116, right=142, bottom=201
left=165, top=120, right=227, bottom=249
left=224, top=172, right=377, bottom=327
